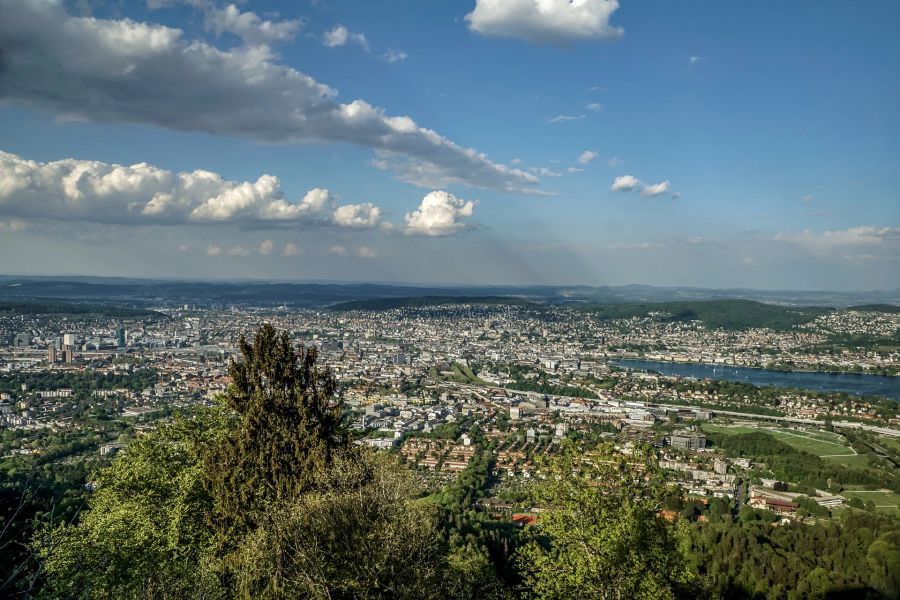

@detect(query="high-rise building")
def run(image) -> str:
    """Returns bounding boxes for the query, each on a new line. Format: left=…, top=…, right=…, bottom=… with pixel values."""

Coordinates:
left=47, top=345, right=57, bottom=363
left=63, top=333, right=76, bottom=347
left=117, top=326, right=126, bottom=348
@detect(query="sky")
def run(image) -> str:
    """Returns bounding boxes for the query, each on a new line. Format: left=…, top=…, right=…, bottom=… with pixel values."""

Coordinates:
left=0, top=0, right=898, bottom=290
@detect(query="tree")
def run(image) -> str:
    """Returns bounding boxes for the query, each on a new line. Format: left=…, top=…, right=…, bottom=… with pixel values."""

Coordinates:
left=36, top=325, right=455, bottom=599
left=516, top=443, right=704, bottom=600
left=203, top=324, right=349, bottom=534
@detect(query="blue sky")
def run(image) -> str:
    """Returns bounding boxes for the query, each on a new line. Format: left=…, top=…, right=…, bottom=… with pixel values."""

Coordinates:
left=0, top=0, right=897, bottom=289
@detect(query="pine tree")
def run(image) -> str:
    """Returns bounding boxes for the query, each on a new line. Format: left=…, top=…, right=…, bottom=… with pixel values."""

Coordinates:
left=204, top=324, right=349, bottom=534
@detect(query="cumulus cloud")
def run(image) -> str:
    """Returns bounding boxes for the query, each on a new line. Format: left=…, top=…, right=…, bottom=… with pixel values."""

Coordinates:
left=578, top=150, right=598, bottom=165
left=640, top=180, right=671, bottom=197
left=282, top=242, right=303, bottom=256
left=329, top=245, right=348, bottom=256
left=323, top=25, right=369, bottom=51
left=403, top=190, right=476, bottom=237
left=206, top=244, right=222, bottom=256
left=610, top=175, right=641, bottom=192
left=610, top=174, right=675, bottom=197
left=607, top=156, right=623, bottom=167
left=585, top=102, right=603, bottom=111
left=356, top=246, right=376, bottom=258
left=689, top=55, right=705, bottom=66
left=0, top=150, right=381, bottom=229
left=466, top=0, right=624, bottom=44
left=0, top=0, right=538, bottom=193
left=258, top=239, right=275, bottom=255
left=332, top=203, right=382, bottom=228
left=205, top=4, right=302, bottom=46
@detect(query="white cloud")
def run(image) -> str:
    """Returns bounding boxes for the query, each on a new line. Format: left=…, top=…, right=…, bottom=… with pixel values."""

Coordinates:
left=607, top=156, right=623, bottom=167
left=370, top=150, right=540, bottom=194
left=382, top=49, right=408, bottom=63
left=227, top=245, right=251, bottom=256
left=548, top=114, right=586, bottom=124
left=0, top=150, right=381, bottom=229
left=802, top=194, right=815, bottom=202
left=610, top=174, right=675, bottom=197
left=356, top=246, right=376, bottom=258
left=775, top=226, right=900, bottom=255
left=610, top=175, right=641, bottom=192
left=689, top=56, right=705, bottom=66
left=466, top=0, right=624, bottom=44
left=332, top=203, right=382, bottom=228
left=529, top=167, right=562, bottom=177
left=282, top=242, right=302, bottom=256
left=566, top=167, right=584, bottom=174
left=0, top=1, right=538, bottom=193
left=323, top=25, right=369, bottom=51
left=258, top=239, right=274, bottom=255
left=329, top=245, right=348, bottom=256
left=585, top=102, right=603, bottom=111
left=404, top=191, right=476, bottom=237
left=640, top=180, right=671, bottom=197
left=205, top=4, right=302, bottom=46
left=578, top=150, right=598, bottom=165
left=206, top=244, right=222, bottom=256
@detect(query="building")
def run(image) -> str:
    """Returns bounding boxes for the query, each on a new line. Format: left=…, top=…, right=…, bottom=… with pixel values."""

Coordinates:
left=47, top=345, right=57, bottom=363
left=670, top=430, right=707, bottom=450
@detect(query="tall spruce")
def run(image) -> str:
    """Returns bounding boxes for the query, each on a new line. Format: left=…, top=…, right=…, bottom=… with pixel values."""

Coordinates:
left=204, top=324, right=348, bottom=532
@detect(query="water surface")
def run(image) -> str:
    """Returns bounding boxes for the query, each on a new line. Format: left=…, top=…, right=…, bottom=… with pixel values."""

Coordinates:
left=612, top=359, right=900, bottom=401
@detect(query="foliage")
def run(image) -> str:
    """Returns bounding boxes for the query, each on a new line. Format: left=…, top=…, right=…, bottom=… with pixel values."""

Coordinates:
left=581, top=299, right=829, bottom=331
left=708, top=431, right=897, bottom=491
left=516, top=443, right=703, bottom=600
left=203, top=324, right=349, bottom=535
left=686, top=509, right=900, bottom=599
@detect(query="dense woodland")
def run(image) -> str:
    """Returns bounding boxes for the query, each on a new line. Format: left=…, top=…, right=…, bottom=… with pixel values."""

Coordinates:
left=0, top=325, right=897, bottom=599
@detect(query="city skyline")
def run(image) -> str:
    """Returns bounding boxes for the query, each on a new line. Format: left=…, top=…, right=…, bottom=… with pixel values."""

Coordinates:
left=1, top=0, right=898, bottom=290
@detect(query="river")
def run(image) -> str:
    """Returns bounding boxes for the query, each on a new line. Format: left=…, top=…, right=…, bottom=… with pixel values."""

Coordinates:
left=611, top=359, right=900, bottom=401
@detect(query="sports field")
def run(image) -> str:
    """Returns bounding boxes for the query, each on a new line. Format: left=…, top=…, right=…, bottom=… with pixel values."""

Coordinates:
left=841, top=489, right=900, bottom=516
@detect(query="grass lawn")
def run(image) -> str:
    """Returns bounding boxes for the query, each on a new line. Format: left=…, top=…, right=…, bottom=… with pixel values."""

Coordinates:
left=701, top=424, right=760, bottom=435
left=765, top=428, right=855, bottom=458
left=840, top=489, right=900, bottom=517
left=877, top=436, right=900, bottom=454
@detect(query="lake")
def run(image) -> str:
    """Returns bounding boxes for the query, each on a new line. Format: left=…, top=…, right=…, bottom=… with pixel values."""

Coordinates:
left=611, top=359, right=900, bottom=401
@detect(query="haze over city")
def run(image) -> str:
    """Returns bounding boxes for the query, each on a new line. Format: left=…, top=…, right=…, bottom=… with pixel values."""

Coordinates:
left=0, top=0, right=897, bottom=289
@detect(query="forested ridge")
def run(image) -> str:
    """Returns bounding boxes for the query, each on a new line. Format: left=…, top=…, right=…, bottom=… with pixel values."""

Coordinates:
left=0, top=325, right=896, bottom=599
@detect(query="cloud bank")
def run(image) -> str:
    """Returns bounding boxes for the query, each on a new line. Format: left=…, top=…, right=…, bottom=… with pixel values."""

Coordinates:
left=0, top=150, right=380, bottom=229
left=0, top=0, right=537, bottom=193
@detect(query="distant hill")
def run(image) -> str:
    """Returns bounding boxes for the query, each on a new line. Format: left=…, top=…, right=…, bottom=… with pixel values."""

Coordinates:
left=0, top=275, right=897, bottom=309
left=848, top=304, right=900, bottom=314
left=578, top=299, right=832, bottom=331
left=329, top=296, right=533, bottom=311
left=0, top=300, right=160, bottom=318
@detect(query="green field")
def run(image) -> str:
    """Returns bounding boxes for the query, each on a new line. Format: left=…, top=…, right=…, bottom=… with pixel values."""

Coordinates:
left=765, top=429, right=859, bottom=461
left=700, top=424, right=760, bottom=435
left=840, top=489, right=900, bottom=516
